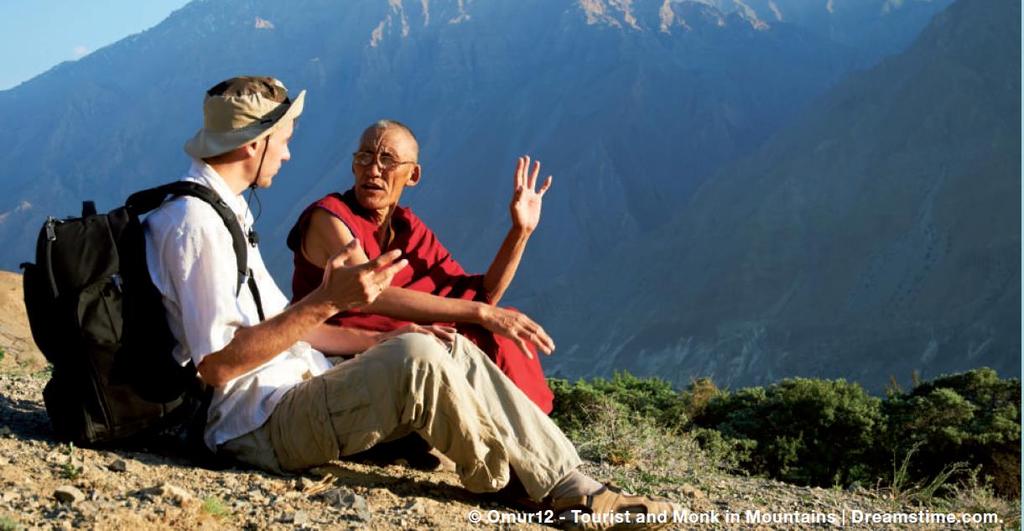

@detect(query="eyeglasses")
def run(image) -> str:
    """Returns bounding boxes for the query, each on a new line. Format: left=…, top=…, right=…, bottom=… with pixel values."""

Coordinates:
left=352, top=151, right=416, bottom=170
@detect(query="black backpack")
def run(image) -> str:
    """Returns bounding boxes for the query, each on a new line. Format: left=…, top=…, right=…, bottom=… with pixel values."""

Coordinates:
left=20, top=181, right=263, bottom=448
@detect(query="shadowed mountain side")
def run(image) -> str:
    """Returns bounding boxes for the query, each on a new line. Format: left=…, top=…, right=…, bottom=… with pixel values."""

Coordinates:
left=538, top=0, right=1021, bottom=392
left=0, top=0, right=945, bottom=302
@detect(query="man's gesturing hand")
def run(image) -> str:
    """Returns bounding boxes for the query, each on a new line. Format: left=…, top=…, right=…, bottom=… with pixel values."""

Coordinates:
left=319, top=240, right=407, bottom=311
left=510, top=155, right=552, bottom=233
left=478, top=305, right=555, bottom=360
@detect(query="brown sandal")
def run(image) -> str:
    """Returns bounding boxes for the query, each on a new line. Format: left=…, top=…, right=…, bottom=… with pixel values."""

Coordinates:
left=551, top=484, right=676, bottom=530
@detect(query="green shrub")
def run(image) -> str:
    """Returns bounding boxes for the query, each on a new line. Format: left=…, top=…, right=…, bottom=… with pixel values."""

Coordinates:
left=549, top=368, right=1020, bottom=501
left=592, top=372, right=688, bottom=429
left=551, top=372, right=687, bottom=431
left=693, top=378, right=883, bottom=487
left=881, top=368, right=1020, bottom=498
left=549, top=378, right=628, bottom=434
left=550, top=375, right=721, bottom=493
left=687, top=426, right=754, bottom=471
left=681, top=377, right=720, bottom=420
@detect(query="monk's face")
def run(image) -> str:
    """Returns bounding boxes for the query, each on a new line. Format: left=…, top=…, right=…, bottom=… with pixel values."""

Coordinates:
left=351, top=126, right=420, bottom=219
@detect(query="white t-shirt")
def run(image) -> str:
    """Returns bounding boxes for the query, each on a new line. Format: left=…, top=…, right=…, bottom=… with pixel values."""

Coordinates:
left=144, top=159, right=331, bottom=450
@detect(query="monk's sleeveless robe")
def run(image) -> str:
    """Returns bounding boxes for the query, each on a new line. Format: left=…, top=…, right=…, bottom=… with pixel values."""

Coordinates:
left=288, top=190, right=554, bottom=414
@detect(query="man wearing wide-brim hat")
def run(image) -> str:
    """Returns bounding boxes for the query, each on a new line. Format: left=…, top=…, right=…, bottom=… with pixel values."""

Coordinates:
left=146, top=75, right=674, bottom=529
left=183, top=76, right=305, bottom=184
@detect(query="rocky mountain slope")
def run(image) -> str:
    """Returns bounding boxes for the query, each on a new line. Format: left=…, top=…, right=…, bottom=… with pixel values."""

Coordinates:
left=0, top=0, right=968, bottom=394
left=539, top=0, right=1020, bottom=391
left=696, top=0, right=954, bottom=63
left=0, top=0, right=947, bottom=287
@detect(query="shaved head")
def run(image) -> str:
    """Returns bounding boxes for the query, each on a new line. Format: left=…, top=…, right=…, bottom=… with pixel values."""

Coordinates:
left=360, top=119, right=419, bottom=161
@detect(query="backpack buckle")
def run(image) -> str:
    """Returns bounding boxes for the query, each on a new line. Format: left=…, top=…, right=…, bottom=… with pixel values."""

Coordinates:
left=45, top=217, right=57, bottom=242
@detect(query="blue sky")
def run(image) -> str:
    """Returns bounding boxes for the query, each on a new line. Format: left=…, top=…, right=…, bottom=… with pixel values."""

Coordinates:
left=0, top=0, right=190, bottom=90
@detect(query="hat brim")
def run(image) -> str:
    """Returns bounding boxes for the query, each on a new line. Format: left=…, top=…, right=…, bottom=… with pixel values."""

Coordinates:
left=184, top=89, right=305, bottom=159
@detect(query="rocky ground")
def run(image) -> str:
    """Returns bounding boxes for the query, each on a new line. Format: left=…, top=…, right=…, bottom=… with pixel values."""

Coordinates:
left=0, top=271, right=1016, bottom=530
left=1, top=369, right=541, bottom=530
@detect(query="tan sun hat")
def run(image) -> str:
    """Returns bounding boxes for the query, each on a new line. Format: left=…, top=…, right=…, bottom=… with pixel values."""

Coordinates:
left=184, top=76, right=305, bottom=159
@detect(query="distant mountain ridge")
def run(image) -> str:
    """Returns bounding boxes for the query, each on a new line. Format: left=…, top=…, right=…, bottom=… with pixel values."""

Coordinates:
left=0, top=0, right=948, bottom=279
left=695, top=0, right=954, bottom=59
left=538, top=0, right=1020, bottom=391
left=0, top=0, right=962, bottom=391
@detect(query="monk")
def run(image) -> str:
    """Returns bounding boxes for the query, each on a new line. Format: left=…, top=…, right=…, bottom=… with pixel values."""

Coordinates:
left=288, top=119, right=555, bottom=413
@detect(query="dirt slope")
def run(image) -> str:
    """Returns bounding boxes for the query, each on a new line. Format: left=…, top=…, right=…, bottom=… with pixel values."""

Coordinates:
left=0, top=270, right=46, bottom=373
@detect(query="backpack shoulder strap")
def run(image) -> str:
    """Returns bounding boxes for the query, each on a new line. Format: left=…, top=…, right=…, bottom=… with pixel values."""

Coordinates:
left=126, top=182, right=248, bottom=296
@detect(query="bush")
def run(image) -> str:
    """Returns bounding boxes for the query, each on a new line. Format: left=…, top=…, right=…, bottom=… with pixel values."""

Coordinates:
left=549, top=378, right=627, bottom=435
left=549, top=375, right=716, bottom=493
left=548, top=368, right=1020, bottom=500
left=693, top=378, right=883, bottom=487
left=681, top=377, right=719, bottom=420
left=551, top=372, right=687, bottom=431
left=881, top=368, right=1020, bottom=498
left=687, top=426, right=755, bottom=471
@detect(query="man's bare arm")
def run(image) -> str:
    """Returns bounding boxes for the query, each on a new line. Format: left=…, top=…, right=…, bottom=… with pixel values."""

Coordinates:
left=304, top=323, right=381, bottom=356
left=198, top=245, right=407, bottom=387
left=481, top=226, right=531, bottom=305
left=198, top=292, right=339, bottom=387
left=482, top=155, right=552, bottom=304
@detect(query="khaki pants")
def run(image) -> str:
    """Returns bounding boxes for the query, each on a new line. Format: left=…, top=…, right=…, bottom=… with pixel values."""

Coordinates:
left=221, top=333, right=580, bottom=501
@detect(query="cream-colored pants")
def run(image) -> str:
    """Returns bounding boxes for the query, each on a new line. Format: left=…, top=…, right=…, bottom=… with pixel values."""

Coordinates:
left=221, top=333, right=580, bottom=501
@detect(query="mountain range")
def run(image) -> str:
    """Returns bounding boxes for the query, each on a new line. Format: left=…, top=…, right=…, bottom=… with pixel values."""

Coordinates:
left=0, top=0, right=1003, bottom=392
left=0, top=0, right=951, bottom=277
left=537, top=0, right=1020, bottom=391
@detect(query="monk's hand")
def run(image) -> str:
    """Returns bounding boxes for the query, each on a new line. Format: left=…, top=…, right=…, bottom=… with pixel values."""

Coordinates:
left=509, top=155, right=552, bottom=233
left=378, top=324, right=458, bottom=349
left=320, top=240, right=407, bottom=311
left=478, top=305, right=555, bottom=359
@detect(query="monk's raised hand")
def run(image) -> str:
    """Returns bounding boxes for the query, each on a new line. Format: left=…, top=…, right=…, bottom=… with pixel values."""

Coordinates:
left=479, top=305, right=555, bottom=359
left=321, top=244, right=407, bottom=311
left=510, top=155, right=552, bottom=233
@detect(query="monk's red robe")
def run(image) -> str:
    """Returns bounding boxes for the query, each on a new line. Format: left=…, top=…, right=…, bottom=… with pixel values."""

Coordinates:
left=287, top=189, right=554, bottom=414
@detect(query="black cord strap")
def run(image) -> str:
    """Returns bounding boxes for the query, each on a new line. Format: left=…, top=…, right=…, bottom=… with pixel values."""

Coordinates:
left=247, top=269, right=266, bottom=322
